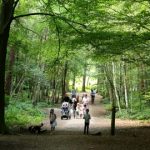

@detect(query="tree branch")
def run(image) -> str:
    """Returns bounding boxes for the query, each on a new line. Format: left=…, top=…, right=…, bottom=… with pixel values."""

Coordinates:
left=13, top=0, right=19, bottom=10
left=52, top=18, right=61, bottom=62
left=13, top=12, right=55, bottom=19
left=13, top=12, right=87, bottom=28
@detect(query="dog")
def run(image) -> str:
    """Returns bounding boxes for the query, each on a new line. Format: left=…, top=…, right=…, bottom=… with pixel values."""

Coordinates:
left=28, top=123, right=46, bottom=134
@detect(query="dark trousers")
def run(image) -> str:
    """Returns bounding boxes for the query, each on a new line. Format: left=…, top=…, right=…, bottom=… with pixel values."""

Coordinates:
left=91, top=96, right=95, bottom=104
left=84, top=122, right=89, bottom=134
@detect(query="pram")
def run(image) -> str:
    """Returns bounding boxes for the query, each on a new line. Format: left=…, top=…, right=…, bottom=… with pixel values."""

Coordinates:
left=61, top=101, right=71, bottom=120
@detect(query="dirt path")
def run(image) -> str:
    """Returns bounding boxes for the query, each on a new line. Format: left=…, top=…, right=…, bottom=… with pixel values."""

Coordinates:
left=43, top=93, right=144, bottom=134
left=1, top=93, right=150, bottom=150
left=43, top=93, right=108, bottom=133
left=42, top=94, right=104, bottom=134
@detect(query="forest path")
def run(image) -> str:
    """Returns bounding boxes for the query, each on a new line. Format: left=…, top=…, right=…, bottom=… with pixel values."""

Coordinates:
left=43, top=92, right=110, bottom=134
left=1, top=93, right=150, bottom=150
left=43, top=92, right=146, bottom=134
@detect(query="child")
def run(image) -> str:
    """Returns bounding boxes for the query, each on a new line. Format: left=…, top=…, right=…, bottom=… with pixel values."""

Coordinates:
left=83, top=109, right=91, bottom=135
left=49, top=109, right=57, bottom=131
left=82, top=94, right=89, bottom=109
left=72, top=97, right=77, bottom=118
left=76, top=103, right=83, bottom=119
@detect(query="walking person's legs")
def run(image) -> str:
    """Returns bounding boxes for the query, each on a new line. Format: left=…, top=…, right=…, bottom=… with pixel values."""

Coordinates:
left=84, top=123, right=89, bottom=134
left=86, top=123, right=89, bottom=134
left=93, top=96, right=95, bottom=104
left=84, top=123, right=86, bottom=134
left=91, top=96, right=95, bottom=104
left=73, top=109, right=76, bottom=118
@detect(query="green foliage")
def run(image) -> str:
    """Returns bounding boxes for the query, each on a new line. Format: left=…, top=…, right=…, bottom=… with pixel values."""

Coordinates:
left=5, top=101, right=46, bottom=127
left=3, top=0, right=150, bottom=126
left=143, top=92, right=150, bottom=104
left=5, top=95, right=10, bottom=106
left=116, top=109, right=150, bottom=120
left=103, top=95, right=150, bottom=121
left=37, top=101, right=52, bottom=108
left=102, top=98, right=112, bottom=111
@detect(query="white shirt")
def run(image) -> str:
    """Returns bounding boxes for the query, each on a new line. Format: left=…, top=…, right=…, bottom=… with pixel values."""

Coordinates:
left=82, top=97, right=89, bottom=105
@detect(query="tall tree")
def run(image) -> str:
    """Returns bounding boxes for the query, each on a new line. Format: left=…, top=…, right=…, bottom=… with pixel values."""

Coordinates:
left=0, top=0, right=17, bottom=132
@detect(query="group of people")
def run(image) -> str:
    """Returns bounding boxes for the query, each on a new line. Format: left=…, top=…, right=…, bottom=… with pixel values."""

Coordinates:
left=49, top=88, right=96, bottom=135
left=75, top=93, right=90, bottom=119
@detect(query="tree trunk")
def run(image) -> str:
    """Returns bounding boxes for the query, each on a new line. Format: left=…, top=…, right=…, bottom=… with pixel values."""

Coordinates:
left=72, top=72, right=76, bottom=89
left=111, top=106, right=116, bottom=135
left=137, top=62, right=145, bottom=111
left=112, top=62, right=121, bottom=111
left=104, top=63, right=116, bottom=135
left=5, top=47, right=15, bottom=96
left=62, top=62, right=68, bottom=98
left=82, top=64, right=87, bottom=92
left=0, top=0, right=14, bottom=132
left=123, top=62, right=129, bottom=111
left=51, top=79, right=56, bottom=104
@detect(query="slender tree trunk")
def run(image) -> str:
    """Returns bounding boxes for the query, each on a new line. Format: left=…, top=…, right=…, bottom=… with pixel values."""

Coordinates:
left=62, top=62, right=68, bottom=98
left=139, top=63, right=145, bottom=94
left=111, top=104, right=116, bottom=135
left=112, top=62, right=121, bottom=111
left=123, top=62, right=129, bottom=111
left=82, top=64, right=87, bottom=92
left=5, top=47, right=15, bottom=96
left=72, top=72, right=76, bottom=89
left=137, top=62, right=145, bottom=111
left=129, top=63, right=133, bottom=112
left=97, top=76, right=100, bottom=93
left=51, top=79, right=56, bottom=103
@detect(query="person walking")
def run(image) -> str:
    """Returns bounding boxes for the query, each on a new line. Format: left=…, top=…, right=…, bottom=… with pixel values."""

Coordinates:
left=90, top=89, right=96, bottom=104
left=71, top=88, right=77, bottom=98
left=83, top=109, right=91, bottom=135
left=49, top=109, right=57, bottom=132
left=72, top=97, right=77, bottom=118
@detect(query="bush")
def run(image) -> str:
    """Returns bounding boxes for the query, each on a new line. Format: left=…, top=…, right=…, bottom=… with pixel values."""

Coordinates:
left=5, top=101, right=46, bottom=127
left=115, top=108, right=150, bottom=120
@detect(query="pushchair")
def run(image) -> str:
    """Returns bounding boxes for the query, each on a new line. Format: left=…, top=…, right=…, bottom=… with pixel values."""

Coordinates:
left=61, top=101, right=71, bottom=120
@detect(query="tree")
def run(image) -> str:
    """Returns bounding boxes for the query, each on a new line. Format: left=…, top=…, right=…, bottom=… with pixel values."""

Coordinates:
left=0, top=0, right=17, bottom=133
left=0, top=0, right=90, bottom=132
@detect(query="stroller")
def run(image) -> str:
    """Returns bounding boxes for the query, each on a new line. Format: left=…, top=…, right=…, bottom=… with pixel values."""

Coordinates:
left=61, top=101, right=71, bottom=120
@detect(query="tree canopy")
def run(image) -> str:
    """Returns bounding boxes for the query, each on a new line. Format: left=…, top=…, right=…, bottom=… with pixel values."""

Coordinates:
left=0, top=0, right=150, bottom=133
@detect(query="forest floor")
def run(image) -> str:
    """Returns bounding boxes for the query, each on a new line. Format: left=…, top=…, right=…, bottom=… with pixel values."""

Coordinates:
left=0, top=93, right=150, bottom=150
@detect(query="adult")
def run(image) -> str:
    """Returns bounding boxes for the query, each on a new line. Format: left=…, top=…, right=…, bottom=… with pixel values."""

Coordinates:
left=62, top=93, right=72, bottom=104
left=72, top=97, right=77, bottom=118
left=71, top=88, right=76, bottom=98
left=90, top=89, right=96, bottom=104
left=82, top=93, right=90, bottom=109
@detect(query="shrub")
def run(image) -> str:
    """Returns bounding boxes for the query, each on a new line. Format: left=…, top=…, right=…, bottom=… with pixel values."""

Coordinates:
left=5, top=101, right=46, bottom=127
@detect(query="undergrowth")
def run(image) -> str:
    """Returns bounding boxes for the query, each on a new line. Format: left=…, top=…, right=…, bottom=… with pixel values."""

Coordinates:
left=103, top=98, right=150, bottom=121
left=5, top=101, right=51, bottom=128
